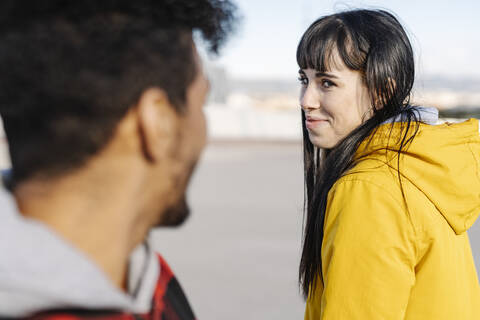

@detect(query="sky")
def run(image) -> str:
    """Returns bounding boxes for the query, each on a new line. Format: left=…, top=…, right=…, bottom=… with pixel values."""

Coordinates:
left=203, top=0, right=480, bottom=81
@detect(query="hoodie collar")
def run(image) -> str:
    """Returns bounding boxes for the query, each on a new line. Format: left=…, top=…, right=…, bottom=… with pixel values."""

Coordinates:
left=381, top=106, right=439, bottom=125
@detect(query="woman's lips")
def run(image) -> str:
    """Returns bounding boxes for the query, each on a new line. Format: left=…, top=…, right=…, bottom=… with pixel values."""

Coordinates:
left=306, top=119, right=328, bottom=129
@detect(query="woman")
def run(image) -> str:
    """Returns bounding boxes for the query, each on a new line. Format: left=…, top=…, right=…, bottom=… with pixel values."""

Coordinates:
left=297, top=9, right=480, bottom=319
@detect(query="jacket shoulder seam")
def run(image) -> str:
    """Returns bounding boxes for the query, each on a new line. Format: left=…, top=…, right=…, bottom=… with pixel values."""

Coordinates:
left=333, top=177, right=405, bottom=210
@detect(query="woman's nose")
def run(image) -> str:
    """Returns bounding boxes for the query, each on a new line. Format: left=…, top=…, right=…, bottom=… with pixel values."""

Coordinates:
left=300, top=85, right=320, bottom=111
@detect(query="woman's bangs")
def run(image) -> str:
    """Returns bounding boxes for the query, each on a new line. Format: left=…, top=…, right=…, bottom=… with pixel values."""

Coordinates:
left=296, top=22, right=342, bottom=72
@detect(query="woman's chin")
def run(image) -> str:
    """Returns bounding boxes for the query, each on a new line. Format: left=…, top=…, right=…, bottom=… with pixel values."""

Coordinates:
left=308, top=133, right=337, bottom=149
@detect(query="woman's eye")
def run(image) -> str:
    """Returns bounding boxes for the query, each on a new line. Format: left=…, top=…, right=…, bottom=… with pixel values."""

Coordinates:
left=321, top=79, right=335, bottom=88
left=298, top=77, right=308, bottom=86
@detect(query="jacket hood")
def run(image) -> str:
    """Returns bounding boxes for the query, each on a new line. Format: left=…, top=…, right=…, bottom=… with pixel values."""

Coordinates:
left=354, top=108, right=480, bottom=235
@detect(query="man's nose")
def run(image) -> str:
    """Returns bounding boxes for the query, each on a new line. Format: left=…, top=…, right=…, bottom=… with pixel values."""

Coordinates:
left=300, top=85, right=320, bottom=111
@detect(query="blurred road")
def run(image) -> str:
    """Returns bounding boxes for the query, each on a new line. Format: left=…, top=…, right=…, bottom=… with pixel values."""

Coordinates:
left=151, top=142, right=480, bottom=320
left=151, top=142, right=306, bottom=319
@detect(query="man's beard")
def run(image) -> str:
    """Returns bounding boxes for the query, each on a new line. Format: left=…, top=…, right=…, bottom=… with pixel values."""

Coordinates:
left=160, top=195, right=191, bottom=227
left=157, top=159, right=198, bottom=227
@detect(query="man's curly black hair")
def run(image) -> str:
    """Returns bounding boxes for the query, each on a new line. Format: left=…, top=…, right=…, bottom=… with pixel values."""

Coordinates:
left=0, top=0, right=238, bottom=186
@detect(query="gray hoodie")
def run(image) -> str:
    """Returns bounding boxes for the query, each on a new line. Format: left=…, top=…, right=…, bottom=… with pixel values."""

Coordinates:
left=0, top=188, right=160, bottom=317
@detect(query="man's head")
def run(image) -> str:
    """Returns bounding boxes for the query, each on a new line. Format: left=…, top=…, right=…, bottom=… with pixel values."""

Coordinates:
left=0, top=0, right=237, bottom=227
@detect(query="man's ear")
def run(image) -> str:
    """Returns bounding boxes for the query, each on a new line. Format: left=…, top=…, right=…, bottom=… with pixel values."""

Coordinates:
left=136, top=87, right=178, bottom=163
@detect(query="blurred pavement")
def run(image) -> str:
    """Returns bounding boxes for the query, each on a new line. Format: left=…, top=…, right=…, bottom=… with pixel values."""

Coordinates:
left=151, top=142, right=306, bottom=319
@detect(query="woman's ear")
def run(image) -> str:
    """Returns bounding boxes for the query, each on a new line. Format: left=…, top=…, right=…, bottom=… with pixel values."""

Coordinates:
left=136, top=87, right=179, bottom=163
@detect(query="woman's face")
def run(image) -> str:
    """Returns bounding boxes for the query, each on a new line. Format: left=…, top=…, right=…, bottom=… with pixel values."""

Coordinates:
left=299, top=51, right=373, bottom=149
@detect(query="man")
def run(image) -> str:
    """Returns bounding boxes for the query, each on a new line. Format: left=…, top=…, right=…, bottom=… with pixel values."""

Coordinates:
left=0, top=1, right=237, bottom=319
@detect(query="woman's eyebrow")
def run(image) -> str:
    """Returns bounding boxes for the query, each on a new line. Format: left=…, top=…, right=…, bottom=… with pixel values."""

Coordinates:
left=315, top=72, right=339, bottom=79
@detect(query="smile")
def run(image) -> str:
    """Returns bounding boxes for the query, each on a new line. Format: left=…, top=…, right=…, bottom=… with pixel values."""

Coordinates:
left=306, top=119, right=329, bottom=129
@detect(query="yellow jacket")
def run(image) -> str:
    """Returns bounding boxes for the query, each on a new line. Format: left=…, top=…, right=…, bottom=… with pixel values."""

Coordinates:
left=305, top=119, right=480, bottom=319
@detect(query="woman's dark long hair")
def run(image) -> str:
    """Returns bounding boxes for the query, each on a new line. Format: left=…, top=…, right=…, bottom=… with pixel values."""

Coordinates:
left=298, top=9, right=421, bottom=298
